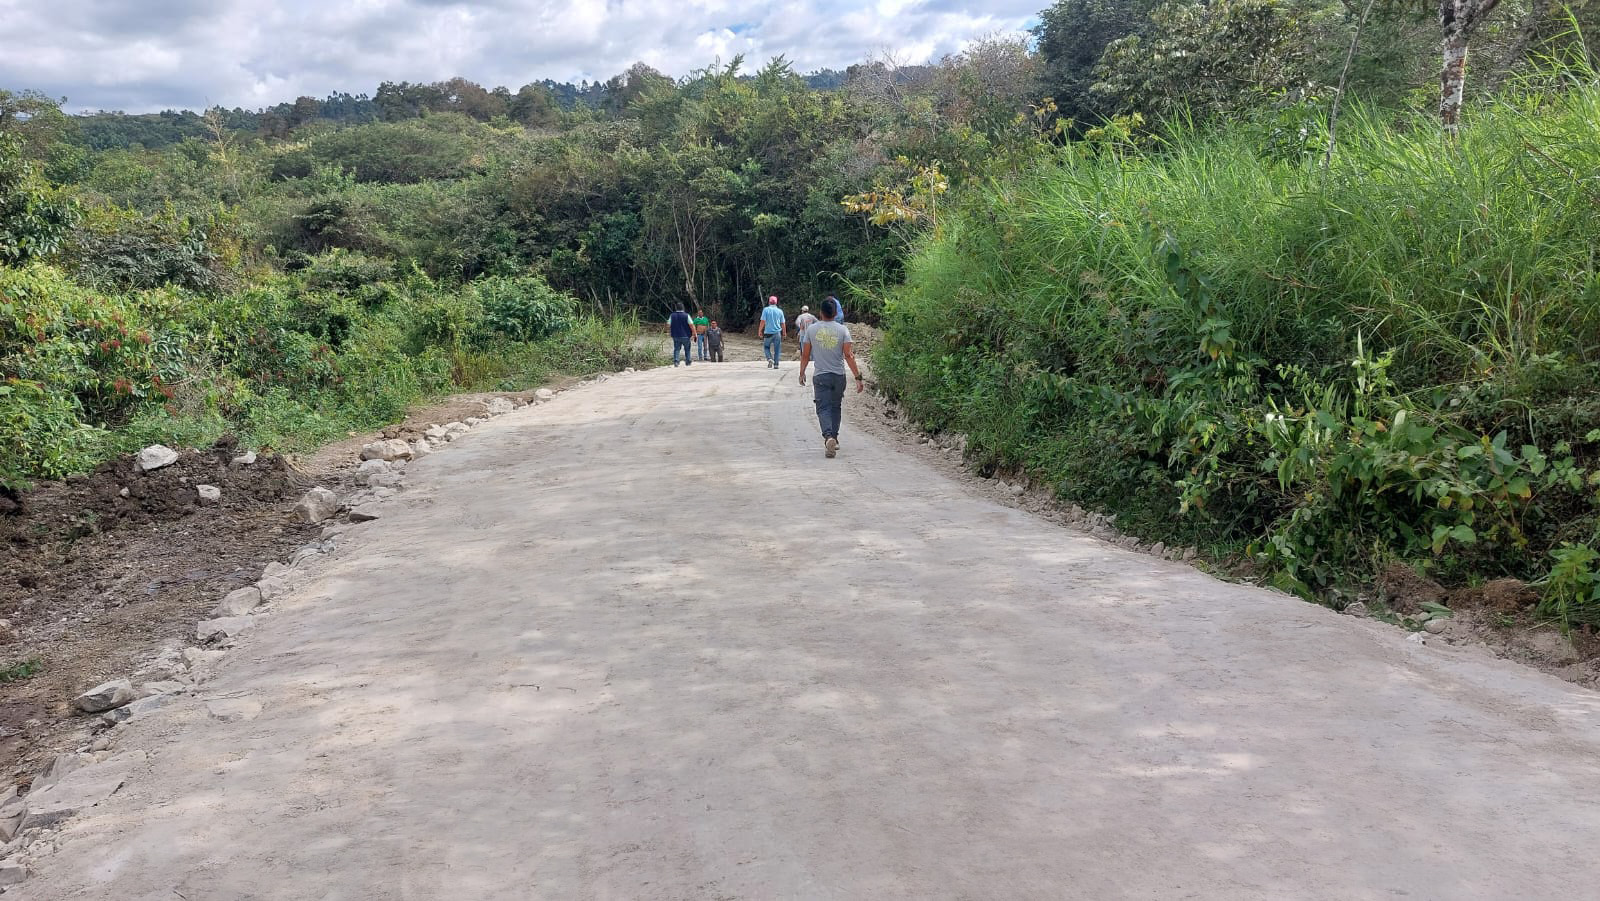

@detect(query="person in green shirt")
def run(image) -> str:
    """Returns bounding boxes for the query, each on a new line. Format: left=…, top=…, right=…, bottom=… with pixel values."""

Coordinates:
left=693, top=310, right=710, bottom=361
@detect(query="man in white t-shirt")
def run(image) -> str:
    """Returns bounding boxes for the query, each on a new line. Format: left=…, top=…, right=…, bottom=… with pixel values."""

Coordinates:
left=794, top=305, right=818, bottom=357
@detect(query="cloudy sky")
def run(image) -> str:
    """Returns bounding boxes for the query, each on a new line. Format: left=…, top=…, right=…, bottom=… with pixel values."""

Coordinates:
left=0, top=0, right=1042, bottom=113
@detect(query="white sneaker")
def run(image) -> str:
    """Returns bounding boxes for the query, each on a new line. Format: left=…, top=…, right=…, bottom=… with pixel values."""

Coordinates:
left=825, top=438, right=838, bottom=458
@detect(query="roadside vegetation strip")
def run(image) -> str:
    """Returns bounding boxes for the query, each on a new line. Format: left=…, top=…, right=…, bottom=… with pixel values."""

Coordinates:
left=873, top=72, right=1600, bottom=630
left=0, top=259, right=654, bottom=491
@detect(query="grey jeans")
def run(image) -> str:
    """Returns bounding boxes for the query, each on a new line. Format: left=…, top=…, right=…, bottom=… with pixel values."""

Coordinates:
left=812, top=372, right=846, bottom=439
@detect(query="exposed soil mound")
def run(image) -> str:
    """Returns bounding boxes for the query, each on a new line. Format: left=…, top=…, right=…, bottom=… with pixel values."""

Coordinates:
left=1375, top=564, right=1447, bottom=614
left=0, top=438, right=320, bottom=781
left=3, top=439, right=306, bottom=550
left=1451, top=578, right=1539, bottom=614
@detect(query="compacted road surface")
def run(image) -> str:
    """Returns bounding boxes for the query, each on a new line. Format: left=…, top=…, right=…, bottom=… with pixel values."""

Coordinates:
left=18, top=361, right=1600, bottom=900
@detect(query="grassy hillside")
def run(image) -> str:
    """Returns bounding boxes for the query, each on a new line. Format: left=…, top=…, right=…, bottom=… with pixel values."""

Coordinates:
left=874, top=79, right=1600, bottom=625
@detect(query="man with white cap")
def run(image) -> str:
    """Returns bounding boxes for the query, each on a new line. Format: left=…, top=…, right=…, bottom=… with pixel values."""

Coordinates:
left=759, top=295, right=787, bottom=369
left=794, top=304, right=818, bottom=358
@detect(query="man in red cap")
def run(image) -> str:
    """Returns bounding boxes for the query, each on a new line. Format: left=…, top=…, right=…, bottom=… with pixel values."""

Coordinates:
left=759, top=295, right=787, bottom=369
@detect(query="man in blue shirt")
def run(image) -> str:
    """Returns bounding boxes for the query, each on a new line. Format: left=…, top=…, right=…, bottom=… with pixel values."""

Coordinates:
left=759, top=296, right=787, bottom=369
left=667, top=303, right=694, bottom=367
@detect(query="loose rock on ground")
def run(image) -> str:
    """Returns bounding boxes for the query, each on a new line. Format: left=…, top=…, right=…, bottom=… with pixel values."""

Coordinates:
left=212, top=587, right=262, bottom=617
left=134, top=445, right=179, bottom=472
left=71, top=681, right=136, bottom=714
left=293, top=487, right=339, bottom=524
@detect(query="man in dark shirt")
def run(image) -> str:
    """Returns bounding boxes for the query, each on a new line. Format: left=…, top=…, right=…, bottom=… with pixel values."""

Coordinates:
left=706, top=320, right=725, bottom=362
left=668, top=304, right=694, bottom=367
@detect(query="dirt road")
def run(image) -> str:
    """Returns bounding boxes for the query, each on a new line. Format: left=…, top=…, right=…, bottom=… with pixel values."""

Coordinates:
left=16, top=360, right=1600, bottom=900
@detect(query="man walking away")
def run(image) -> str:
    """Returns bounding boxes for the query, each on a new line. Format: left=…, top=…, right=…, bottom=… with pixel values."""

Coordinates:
left=827, top=295, right=846, bottom=324
left=794, top=305, right=817, bottom=357
left=760, top=296, right=786, bottom=369
left=693, top=309, right=710, bottom=361
left=668, top=303, right=694, bottom=367
left=797, top=297, right=863, bottom=458
left=707, top=320, right=724, bottom=362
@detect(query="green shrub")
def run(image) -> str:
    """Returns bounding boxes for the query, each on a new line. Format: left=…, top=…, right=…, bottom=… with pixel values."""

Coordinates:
left=0, top=658, right=42, bottom=684
left=0, top=379, right=106, bottom=488
left=1539, top=544, right=1600, bottom=629
left=1, top=258, right=641, bottom=487
left=0, top=135, right=80, bottom=265
left=300, top=115, right=491, bottom=184
left=469, top=273, right=575, bottom=343
left=238, top=386, right=348, bottom=454
left=302, top=249, right=396, bottom=296
left=61, top=206, right=223, bottom=293
left=875, top=78, right=1600, bottom=621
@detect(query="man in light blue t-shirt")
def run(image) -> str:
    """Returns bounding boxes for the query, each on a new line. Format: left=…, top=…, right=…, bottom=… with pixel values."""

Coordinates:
left=759, top=295, right=786, bottom=369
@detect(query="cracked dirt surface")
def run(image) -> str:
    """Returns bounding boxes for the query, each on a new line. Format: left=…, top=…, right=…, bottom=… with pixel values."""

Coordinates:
left=13, top=358, right=1600, bottom=900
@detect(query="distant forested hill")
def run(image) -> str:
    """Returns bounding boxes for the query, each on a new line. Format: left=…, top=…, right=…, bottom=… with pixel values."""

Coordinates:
left=69, top=67, right=868, bottom=151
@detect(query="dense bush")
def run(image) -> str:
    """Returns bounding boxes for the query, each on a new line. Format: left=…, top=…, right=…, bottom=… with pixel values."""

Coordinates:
left=0, top=135, right=79, bottom=264
left=875, top=81, right=1600, bottom=623
left=0, top=259, right=651, bottom=490
left=470, top=274, right=576, bottom=343
left=60, top=206, right=226, bottom=293
left=284, top=115, right=497, bottom=184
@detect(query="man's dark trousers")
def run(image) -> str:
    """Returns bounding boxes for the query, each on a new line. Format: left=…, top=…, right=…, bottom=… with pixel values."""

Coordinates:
left=813, top=372, right=845, bottom=438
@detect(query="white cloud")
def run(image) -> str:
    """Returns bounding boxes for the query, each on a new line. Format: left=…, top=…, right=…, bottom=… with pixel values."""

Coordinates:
left=0, top=0, right=1041, bottom=112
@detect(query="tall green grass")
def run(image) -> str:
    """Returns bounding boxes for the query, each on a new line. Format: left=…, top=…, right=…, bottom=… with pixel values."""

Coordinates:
left=877, top=77, right=1600, bottom=619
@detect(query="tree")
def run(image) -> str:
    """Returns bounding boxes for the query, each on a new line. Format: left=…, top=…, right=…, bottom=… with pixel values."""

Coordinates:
left=288, top=95, right=322, bottom=130
left=933, top=35, right=1041, bottom=137
left=843, top=53, right=938, bottom=119
left=0, top=90, right=74, bottom=160
left=603, top=63, right=675, bottom=116
left=1033, top=0, right=1157, bottom=126
left=509, top=84, right=560, bottom=128
left=0, top=135, right=79, bottom=265
left=437, top=77, right=506, bottom=121
left=203, top=108, right=244, bottom=201
left=258, top=108, right=291, bottom=140
left=374, top=81, right=445, bottom=121
left=1092, top=0, right=1316, bottom=121
left=1438, top=0, right=1501, bottom=127
left=1325, top=0, right=1380, bottom=170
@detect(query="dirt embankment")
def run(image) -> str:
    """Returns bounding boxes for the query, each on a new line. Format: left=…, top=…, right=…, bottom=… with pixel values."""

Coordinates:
left=0, top=438, right=321, bottom=781
left=0, top=388, right=566, bottom=785
left=1374, top=564, right=1600, bottom=678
